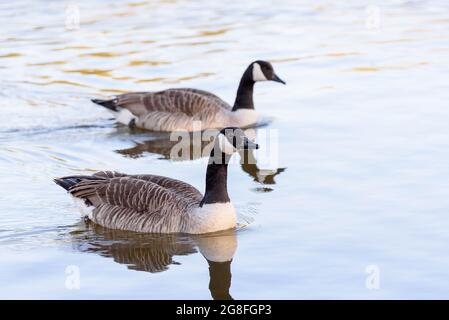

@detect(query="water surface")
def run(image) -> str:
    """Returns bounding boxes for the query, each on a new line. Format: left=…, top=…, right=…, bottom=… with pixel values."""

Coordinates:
left=1, top=0, right=449, bottom=299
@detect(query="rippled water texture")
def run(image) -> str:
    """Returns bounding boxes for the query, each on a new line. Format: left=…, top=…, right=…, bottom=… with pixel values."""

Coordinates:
left=1, top=0, right=449, bottom=299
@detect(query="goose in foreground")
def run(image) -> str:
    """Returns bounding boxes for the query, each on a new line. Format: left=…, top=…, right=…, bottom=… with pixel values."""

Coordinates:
left=54, top=127, right=258, bottom=234
left=91, top=60, right=285, bottom=132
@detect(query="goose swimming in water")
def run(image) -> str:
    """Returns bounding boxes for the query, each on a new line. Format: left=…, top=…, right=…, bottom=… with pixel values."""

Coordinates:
left=91, top=60, right=285, bottom=132
left=71, top=226, right=237, bottom=299
left=54, top=127, right=258, bottom=234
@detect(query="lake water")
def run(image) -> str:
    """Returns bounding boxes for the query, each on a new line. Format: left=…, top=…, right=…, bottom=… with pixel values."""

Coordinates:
left=1, top=0, right=449, bottom=299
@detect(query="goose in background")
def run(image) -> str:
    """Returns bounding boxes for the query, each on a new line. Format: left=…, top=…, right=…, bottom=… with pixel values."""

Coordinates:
left=91, top=60, right=285, bottom=132
left=115, top=132, right=213, bottom=160
left=54, top=127, right=258, bottom=234
left=70, top=223, right=237, bottom=300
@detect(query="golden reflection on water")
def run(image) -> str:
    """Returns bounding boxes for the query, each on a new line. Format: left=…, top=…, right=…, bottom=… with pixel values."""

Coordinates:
left=79, top=52, right=126, bottom=58
left=159, top=40, right=232, bottom=48
left=0, top=0, right=389, bottom=94
left=52, top=45, right=94, bottom=51
left=172, top=72, right=215, bottom=82
left=199, top=29, right=229, bottom=37
left=27, top=61, right=67, bottom=66
left=23, top=80, right=92, bottom=88
left=0, top=53, right=22, bottom=58
left=98, top=88, right=132, bottom=93
left=136, top=77, right=166, bottom=83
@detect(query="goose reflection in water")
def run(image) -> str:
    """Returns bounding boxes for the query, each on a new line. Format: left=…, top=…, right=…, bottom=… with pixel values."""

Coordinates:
left=69, top=223, right=237, bottom=300
left=116, top=129, right=285, bottom=189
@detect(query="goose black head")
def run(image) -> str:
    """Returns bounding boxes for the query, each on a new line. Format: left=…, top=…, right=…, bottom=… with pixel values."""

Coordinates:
left=217, top=127, right=259, bottom=155
left=250, top=60, right=286, bottom=84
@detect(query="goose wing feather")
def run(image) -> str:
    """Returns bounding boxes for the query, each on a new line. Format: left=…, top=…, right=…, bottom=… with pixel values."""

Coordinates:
left=67, top=171, right=202, bottom=233
left=113, top=89, right=232, bottom=131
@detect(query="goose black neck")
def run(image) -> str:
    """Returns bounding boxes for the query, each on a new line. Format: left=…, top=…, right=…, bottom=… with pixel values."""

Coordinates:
left=200, top=150, right=231, bottom=206
left=232, top=68, right=255, bottom=111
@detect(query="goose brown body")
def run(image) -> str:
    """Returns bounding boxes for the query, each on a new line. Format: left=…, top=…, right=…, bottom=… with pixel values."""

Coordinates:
left=59, top=171, right=204, bottom=233
left=112, top=88, right=236, bottom=131
left=92, top=61, right=285, bottom=132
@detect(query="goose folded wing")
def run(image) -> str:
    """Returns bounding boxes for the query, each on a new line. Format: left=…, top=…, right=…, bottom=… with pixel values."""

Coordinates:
left=114, top=89, right=230, bottom=117
left=93, top=171, right=202, bottom=202
left=74, top=225, right=197, bottom=273
left=68, top=175, right=200, bottom=213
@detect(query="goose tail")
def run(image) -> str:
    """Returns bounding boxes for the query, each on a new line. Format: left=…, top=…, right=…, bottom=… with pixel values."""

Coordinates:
left=91, top=98, right=118, bottom=112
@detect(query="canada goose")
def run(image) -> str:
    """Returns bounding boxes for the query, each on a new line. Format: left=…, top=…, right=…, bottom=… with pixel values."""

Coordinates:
left=71, top=224, right=237, bottom=299
left=91, top=60, right=285, bottom=132
left=54, top=127, right=258, bottom=234
left=239, top=149, right=286, bottom=185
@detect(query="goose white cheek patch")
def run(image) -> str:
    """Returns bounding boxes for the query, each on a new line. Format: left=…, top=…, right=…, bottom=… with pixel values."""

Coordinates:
left=252, top=62, right=267, bottom=81
left=218, top=133, right=236, bottom=155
